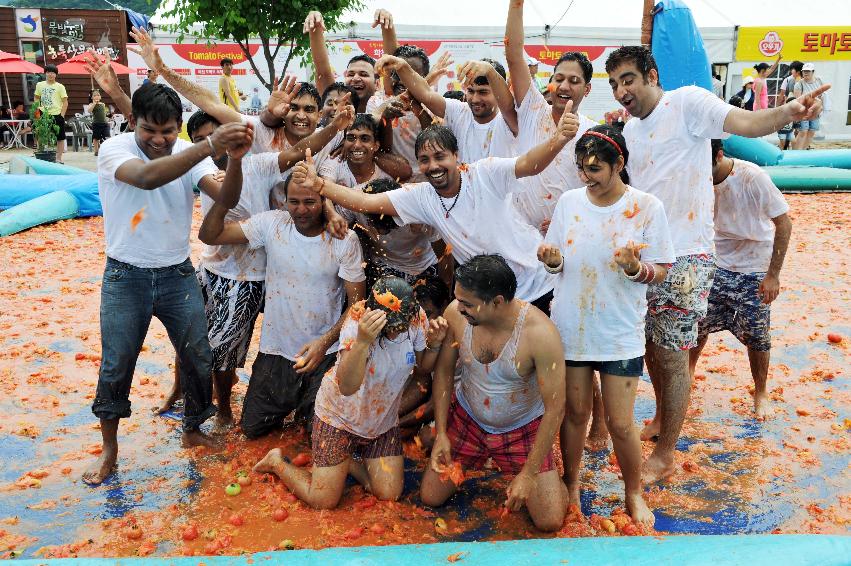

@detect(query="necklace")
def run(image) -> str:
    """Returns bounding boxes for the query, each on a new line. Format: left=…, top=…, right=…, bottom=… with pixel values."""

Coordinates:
left=437, top=178, right=462, bottom=219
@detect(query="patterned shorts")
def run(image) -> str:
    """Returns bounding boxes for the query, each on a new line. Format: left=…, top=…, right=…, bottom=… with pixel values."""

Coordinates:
left=646, top=254, right=716, bottom=351
left=311, top=417, right=402, bottom=468
left=698, top=268, right=771, bottom=351
left=447, top=400, right=555, bottom=475
left=198, top=269, right=264, bottom=371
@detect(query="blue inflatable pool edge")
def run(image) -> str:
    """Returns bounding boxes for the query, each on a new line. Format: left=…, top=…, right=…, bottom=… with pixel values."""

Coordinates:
left=13, top=535, right=851, bottom=565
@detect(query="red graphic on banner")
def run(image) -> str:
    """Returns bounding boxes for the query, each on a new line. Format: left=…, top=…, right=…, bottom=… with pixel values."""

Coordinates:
left=170, top=44, right=261, bottom=66
left=355, top=40, right=443, bottom=59
left=525, top=45, right=607, bottom=66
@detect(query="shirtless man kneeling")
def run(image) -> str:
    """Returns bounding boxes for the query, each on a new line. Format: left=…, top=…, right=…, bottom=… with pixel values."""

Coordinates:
left=420, top=255, right=567, bottom=532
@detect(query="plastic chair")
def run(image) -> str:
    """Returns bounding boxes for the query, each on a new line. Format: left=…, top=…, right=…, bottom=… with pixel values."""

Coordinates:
left=110, top=114, right=125, bottom=136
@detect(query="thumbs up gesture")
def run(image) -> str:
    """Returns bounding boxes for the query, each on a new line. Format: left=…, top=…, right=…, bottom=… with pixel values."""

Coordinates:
left=292, top=148, right=321, bottom=193
left=556, top=100, right=580, bottom=142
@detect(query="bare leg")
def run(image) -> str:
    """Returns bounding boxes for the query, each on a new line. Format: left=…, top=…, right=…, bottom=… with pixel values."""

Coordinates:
left=640, top=341, right=662, bottom=441
left=747, top=347, right=773, bottom=420
left=561, top=365, right=593, bottom=510
left=586, top=374, right=609, bottom=450
left=643, top=343, right=690, bottom=483
left=181, top=429, right=221, bottom=449
left=213, top=369, right=236, bottom=429
left=420, top=466, right=458, bottom=507
left=365, top=456, right=404, bottom=501
left=688, top=335, right=709, bottom=380
left=600, top=374, right=655, bottom=528
left=254, top=448, right=348, bottom=510
left=56, top=139, right=65, bottom=163
left=526, top=470, right=569, bottom=532
left=82, top=418, right=119, bottom=485
left=153, top=355, right=182, bottom=415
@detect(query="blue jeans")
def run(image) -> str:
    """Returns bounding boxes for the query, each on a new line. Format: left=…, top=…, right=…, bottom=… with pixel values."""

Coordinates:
left=92, top=257, right=216, bottom=431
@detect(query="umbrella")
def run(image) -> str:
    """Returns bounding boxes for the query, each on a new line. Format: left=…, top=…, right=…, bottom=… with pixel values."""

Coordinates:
left=58, top=53, right=135, bottom=89
left=0, top=50, right=43, bottom=114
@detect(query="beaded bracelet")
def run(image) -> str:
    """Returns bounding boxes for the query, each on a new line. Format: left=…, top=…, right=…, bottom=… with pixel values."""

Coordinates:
left=624, top=262, right=655, bottom=284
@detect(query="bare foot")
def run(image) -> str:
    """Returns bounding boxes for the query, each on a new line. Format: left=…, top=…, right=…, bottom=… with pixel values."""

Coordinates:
left=754, top=393, right=774, bottom=421
left=565, top=479, right=581, bottom=510
left=585, top=428, right=609, bottom=451
left=81, top=445, right=117, bottom=485
left=212, top=409, right=234, bottom=433
left=253, top=448, right=285, bottom=475
left=639, top=416, right=661, bottom=441
left=626, top=491, right=655, bottom=528
left=641, top=452, right=676, bottom=484
left=152, top=385, right=181, bottom=415
left=181, top=430, right=222, bottom=449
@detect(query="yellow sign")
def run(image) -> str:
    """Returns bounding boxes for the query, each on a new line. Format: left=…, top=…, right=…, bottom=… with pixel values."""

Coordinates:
left=737, top=27, right=851, bottom=61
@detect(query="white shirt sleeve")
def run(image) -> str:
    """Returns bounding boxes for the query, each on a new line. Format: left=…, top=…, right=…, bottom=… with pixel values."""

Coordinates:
left=681, top=86, right=734, bottom=139
left=240, top=209, right=278, bottom=250
left=752, top=169, right=790, bottom=219
left=473, top=157, right=519, bottom=200
left=97, top=135, right=141, bottom=184
left=335, top=230, right=367, bottom=283
left=318, top=155, right=339, bottom=180
left=190, top=155, right=219, bottom=188
left=543, top=193, right=568, bottom=248
left=386, top=184, right=431, bottom=226
left=443, top=98, right=472, bottom=133
left=640, top=197, right=677, bottom=265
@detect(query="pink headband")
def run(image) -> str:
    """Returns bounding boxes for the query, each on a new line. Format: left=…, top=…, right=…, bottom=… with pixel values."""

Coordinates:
left=582, top=130, right=623, bottom=155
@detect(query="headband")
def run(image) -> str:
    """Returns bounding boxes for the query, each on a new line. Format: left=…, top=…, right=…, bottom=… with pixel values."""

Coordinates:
left=581, top=130, right=623, bottom=156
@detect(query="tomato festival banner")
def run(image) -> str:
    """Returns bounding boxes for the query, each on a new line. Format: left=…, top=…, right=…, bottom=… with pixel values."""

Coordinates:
left=736, top=27, right=851, bottom=61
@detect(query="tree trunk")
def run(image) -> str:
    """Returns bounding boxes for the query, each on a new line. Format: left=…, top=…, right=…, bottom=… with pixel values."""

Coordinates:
left=236, top=38, right=273, bottom=92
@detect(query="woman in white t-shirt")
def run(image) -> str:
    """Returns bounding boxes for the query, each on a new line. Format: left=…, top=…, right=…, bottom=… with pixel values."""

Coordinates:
left=254, top=277, right=448, bottom=509
left=537, top=125, right=675, bottom=528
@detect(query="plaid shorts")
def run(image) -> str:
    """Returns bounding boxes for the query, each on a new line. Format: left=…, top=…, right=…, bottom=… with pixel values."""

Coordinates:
left=198, top=269, right=264, bottom=371
left=311, top=417, right=402, bottom=467
left=447, top=400, right=555, bottom=475
left=698, top=267, right=771, bottom=351
left=646, top=254, right=716, bottom=351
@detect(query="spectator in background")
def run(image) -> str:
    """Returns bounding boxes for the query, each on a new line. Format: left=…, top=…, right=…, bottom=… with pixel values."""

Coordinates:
left=143, top=69, right=158, bottom=85
left=728, top=95, right=744, bottom=109
left=219, top=58, right=246, bottom=111
left=34, top=64, right=68, bottom=163
left=752, top=55, right=782, bottom=110
left=735, top=76, right=755, bottom=110
left=250, top=87, right=262, bottom=113
left=792, top=63, right=828, bottom=150
left=86, top=88, right=110, bottom=156
left=779, top=61, right=803, bottom=103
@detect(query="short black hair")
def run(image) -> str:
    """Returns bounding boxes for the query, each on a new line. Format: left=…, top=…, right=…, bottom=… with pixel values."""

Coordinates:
left=789, top=60, right=804, bottom=73
left=443, top=90, right=465, bottom=101
left=414, top=125, right=458, bottom=158
left=455, top=254, right=517, bottom=303
left=554, top=51, right=593, bottom=83
left=605, top=45, right=660, bottom=86
left=414, top=273, right=450, bottom=311
left=321, top=82, right=360, bottom=112
left=754, top=62, right=770, bottom=72
left=346, top=113, right=379, bottom=140
left=363, top=177, right=402, bottom=232
left=220, top=58, right=234, bottom=66
left=44, top=64, right=58, bottom=74
left=394, top=44, right=430, bottom=75
left=348, top=54, right=376, bottom=69
left=131, top=82, right=182, bottom=125
left=293, top=82, right=321, bottom=108
left=575, top=124, right=630, bottom=184
left=472, top=58, right=507, bottom=86
left=728, top=95, right=743, bottom=108
left=711, top=139, right=724, bottom=166
left=186, top=110, right=220, bottom=139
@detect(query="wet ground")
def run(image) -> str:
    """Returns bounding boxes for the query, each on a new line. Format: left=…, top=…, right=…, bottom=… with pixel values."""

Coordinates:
left=0, top=191, right=848, bottom=559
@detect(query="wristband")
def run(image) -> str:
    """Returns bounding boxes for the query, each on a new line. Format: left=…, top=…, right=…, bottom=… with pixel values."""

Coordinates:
left=426, top=343, right=441, bottom=352
left=206, top=136, right=216, bottom=157
left=543, top=257, right=564, bottom=274
left=624, top=262, right=656, bottom=284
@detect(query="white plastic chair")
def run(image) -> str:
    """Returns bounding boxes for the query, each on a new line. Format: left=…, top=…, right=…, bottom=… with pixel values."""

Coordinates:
left=110, top=113, right=125, bottom=136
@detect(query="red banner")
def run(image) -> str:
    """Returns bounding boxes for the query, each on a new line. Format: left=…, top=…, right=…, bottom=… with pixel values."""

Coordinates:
left=170, top=44, right=261, bottom=67
left=525, top=45, right=607, bottom=66
left=355, top=40, right=444, bottom=59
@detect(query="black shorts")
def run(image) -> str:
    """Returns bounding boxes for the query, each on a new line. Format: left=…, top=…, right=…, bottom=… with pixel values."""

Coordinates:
left=52, top=114, right=66, bottom=141
left=565, top=356, right=644, bottom=378
left=91, top=122, right=110, bottom=141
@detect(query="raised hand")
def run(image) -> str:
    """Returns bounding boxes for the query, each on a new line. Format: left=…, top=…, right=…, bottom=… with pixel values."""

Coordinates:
left=268, top=75, right=300, bottom=119
left=786, top=83, right=831, bottom=121
left=128, top=26, right=163, bottom=72
left=426, top=52, right=454, bottom=87
left=357, top=308, right=387, bottom=346
left=330, top=92, right=355, bottom=130
left=83, top=50, right=119, bottom=94
left=458, top=60, right=493, bottom=89
left=291, top=148, right=320, bottom=193
left=372, top=8, right=394, bottom=30
left=613, top=240, right=644, bottom=273
left=226, top=122, right=254, bottom=160
left=375, top=54, right=407, bottom=78
left=303, top=10, right=325, bottom=33
left=537, top=243, right=562, bottom=269
left=209, top=122, right=254, bottom=158
left=426, top=316, right=449, bottom=350
left=556, top=100, right=579, bottom=141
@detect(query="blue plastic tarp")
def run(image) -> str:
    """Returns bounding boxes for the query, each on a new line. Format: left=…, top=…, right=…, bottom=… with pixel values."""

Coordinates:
left=652, top=0, right=713, bottom=91
left=0, top=173, right=102, bottom=217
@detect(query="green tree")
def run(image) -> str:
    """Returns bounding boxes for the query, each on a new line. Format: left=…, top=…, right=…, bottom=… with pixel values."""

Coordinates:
left=162, top=0, right=363, bottom=92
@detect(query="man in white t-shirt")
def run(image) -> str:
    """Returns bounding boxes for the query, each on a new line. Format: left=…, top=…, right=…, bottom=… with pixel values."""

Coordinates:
left=375, top=54, right=517, bottom=164
left=605, top=45, right=826, bottom=482
left=82, top=83, right=253, bottom=486
left=503, top=1, right=597, bottom=233
left=291, top=115, right=582, bottom=313
left=199, top=161, right=366, bottom=439
left=690, top=140, right=792, bottom=420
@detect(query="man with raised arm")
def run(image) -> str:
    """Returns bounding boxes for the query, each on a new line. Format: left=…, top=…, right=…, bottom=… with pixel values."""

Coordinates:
left=291, top=110, right=580, bottom=313
left=504, top=0, right=597, bottom=233
left=82, top=82, right=253, bottom=485
left=421, top=255, right=568, bottom=532
left=375, top=55, right=517, bottom=163
left=604, top=45, right=827, bottom=482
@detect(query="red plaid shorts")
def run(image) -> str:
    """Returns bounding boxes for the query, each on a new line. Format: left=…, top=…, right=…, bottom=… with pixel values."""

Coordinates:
left=447, top=400, right=555, bottom=475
